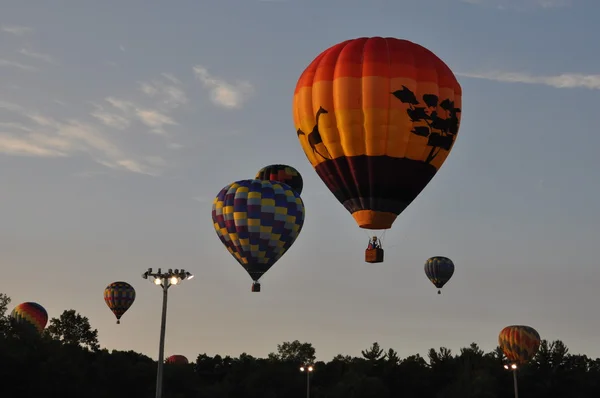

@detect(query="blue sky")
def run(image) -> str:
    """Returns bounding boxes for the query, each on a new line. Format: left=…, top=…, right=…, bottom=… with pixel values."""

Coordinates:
left=1, top=0, right=599, bottom=362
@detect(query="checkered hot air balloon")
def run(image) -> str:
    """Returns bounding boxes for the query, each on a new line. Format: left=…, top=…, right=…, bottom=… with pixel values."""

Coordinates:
left=499, top=325, right=541, bottom=365
left=255, top=164, right=304, bottom=195
left=10, top=302, right=48, bottom=335
left=104, top=281, right=136, bottom=324
left=166, top=355, right=189, bottom=365
left=424, top=256, right=455, bottom=294
left=212, top=179, right=305, bottom=292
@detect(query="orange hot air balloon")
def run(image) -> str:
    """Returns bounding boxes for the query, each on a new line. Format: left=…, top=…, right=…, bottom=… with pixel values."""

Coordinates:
left=293, top=37, right=462, bottom=231
left=499, top=325, right=541, bottom=365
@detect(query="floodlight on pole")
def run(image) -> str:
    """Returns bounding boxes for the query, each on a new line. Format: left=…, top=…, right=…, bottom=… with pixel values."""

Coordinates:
left=300, top=364, right=314, bottom=398
left=143, top=268, right=194, bottom=398
left=503, top=362, right=519, bottom=398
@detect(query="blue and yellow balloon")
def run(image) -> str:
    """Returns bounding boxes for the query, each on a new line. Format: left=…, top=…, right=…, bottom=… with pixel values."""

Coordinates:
left=212, top=179, right=305, bottom=292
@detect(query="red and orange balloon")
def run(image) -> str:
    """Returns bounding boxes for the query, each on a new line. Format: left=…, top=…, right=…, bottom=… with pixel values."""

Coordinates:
left=293, top=37, right=462, bottom=230
left=166, top=355, right=189, bottom=365
left=499, top=325, right=541, bottom=365
left=11, top=302, right=48, bottom=334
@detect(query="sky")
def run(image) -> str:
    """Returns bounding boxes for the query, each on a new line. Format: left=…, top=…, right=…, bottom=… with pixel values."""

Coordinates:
left=1, top=0, right=600, bottom=363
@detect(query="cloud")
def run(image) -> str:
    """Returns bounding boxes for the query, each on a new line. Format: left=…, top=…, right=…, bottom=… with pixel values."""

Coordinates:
left=104, top=97, right=177, bottom=134
left=19, top=49, right=56, bottom=64
left=161, top=73, right=181, bottom=85
left=119, top=45, right=126, bottom=52
left=461, top=0, right=573, bottom=9
left=0, top=59, right=36, bottom=71
left=90, top=106, right=131, bottom=130
left=193, top=65, right=254, bottom=109
left=1, top=25, right=33, bottom=35
left=457, top=71, right=600, bottom=90
left=138, top=75, right=188, bottom=109
left=0, top=100, right=164, bottom=175
left=0, top=135, right=66, bottom=157
left=0, top=121, right=33, bottom=132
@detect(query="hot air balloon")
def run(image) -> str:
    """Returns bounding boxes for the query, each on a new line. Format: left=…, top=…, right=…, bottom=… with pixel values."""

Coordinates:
left=166, top=355, right=189, bottom=365
left=424, top=256, right=455, bottom=294
left=10, top=302, right=48, bottom=335
left=499, top=325, right=541, bottom=398
left=104, top=282, right=136, bottom=324
left=293, top=37, right=462, bottom=262
left=212, top=179, right=305, bottom=292
left=499, top=325, right=541, bottom=365
left=255, top=164, right=304, bottom=195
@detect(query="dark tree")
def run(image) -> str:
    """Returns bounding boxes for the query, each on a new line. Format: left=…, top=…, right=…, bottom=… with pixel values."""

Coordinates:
left=392, top=85, right=461, bottom=164
left=45, top=309, right=100, bottom=351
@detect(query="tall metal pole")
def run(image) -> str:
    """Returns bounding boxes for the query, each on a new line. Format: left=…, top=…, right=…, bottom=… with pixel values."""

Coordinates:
left=306, top=370, right=310, bottom=398
left=155, top=283, right=169, bottom=398
left=512, top=369, right=519, bottom=398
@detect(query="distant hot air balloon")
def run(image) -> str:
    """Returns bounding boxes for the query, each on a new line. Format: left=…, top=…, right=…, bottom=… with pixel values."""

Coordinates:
left=424, top=256, right=455, bottom=294
left=293, top=37, right=462, bottom=252
left=104, top=282, right=136, bottom=324
left=166, top=355, right=189, bottom=365
left=255, top=164, right=304, bottom=195
left=212, top=179, right=305, bottom=292
left=10, top=302, right=48, bottom=335
left=499, top=325, right=541, bottom=365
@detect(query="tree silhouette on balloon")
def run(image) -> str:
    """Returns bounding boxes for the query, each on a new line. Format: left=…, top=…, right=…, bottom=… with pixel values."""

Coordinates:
left=392, top=86, right=461, bottom=164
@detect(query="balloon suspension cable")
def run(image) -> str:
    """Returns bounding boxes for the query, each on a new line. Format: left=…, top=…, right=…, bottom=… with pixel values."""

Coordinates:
left=363, top=229, right=387, bottom=245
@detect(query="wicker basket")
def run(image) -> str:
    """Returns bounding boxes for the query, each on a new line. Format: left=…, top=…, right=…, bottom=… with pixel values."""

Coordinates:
left=365, top=248, right=384, bottom=263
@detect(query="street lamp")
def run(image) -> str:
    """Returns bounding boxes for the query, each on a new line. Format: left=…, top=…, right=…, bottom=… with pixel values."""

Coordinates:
left=142, top=267, right=194, bottom=398
left=299, top=365, right=314, bottom=398
left=503, top=363, right=519, bottom=398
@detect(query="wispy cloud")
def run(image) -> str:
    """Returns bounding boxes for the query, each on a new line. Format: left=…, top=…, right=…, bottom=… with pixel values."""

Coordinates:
left=0, top=59, right=36, bottom=71
left=462, top=0, right=573, bottom=9
left=1, top=25, right=34, bottom=36
left=104, top=97, right=177, bottom=134
left=457, top=71, right=600, bottom=90
left=193, top=65, right=254, bottom=109
left=0, top=100, right=164, bottom=175
left=19, top=49, right=56, bottom=64
left=90, top=104, right=131, bottom=130
left=138, top=74, right=188, bottom=110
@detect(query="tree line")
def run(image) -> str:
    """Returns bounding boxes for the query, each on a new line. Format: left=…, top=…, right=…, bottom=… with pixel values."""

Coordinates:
left=1, top=293, right=598, bottom=397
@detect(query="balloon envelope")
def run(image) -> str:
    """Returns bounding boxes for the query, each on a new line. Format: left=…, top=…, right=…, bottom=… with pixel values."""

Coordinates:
left=212, top=179, right=305, bottom=282
left=255, top=164, right=304, bottom=195
left=104, top=282, right=136, bottom=323
left=11, top=302, right=48, bottom=334
left=499, top=325, right=541, bottom=365
left=424, top=256, right=455, bottom=292
left=166, top=355, right=189, bottom=365
left=293, top=37, right=462, bottom=230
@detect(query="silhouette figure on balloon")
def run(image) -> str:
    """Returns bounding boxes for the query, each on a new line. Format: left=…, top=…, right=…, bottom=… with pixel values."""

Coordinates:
left=391, top=85, right=461, bottom=165
left=296, top=106, right=332, bottom=160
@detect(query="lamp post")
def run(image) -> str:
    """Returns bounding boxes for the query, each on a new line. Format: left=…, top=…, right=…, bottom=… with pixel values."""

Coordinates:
left=142, top=267, right=193, bottom=398
left=503, top=363, right=519, bottom=398
left=299, top=365, right=314, bottom=398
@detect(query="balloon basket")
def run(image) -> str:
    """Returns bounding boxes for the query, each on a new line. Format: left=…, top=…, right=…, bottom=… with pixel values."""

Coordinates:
left=251, top=282, right=261, bottom=292
left=365, top=248, right=384, bottom=263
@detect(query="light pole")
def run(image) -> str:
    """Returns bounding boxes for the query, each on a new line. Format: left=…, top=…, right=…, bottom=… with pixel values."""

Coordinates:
left=504, top=363, right=519, bottom=398
left=299, top=365, right=314, bottom=398
left=142, top=267, right=193, bottom=398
